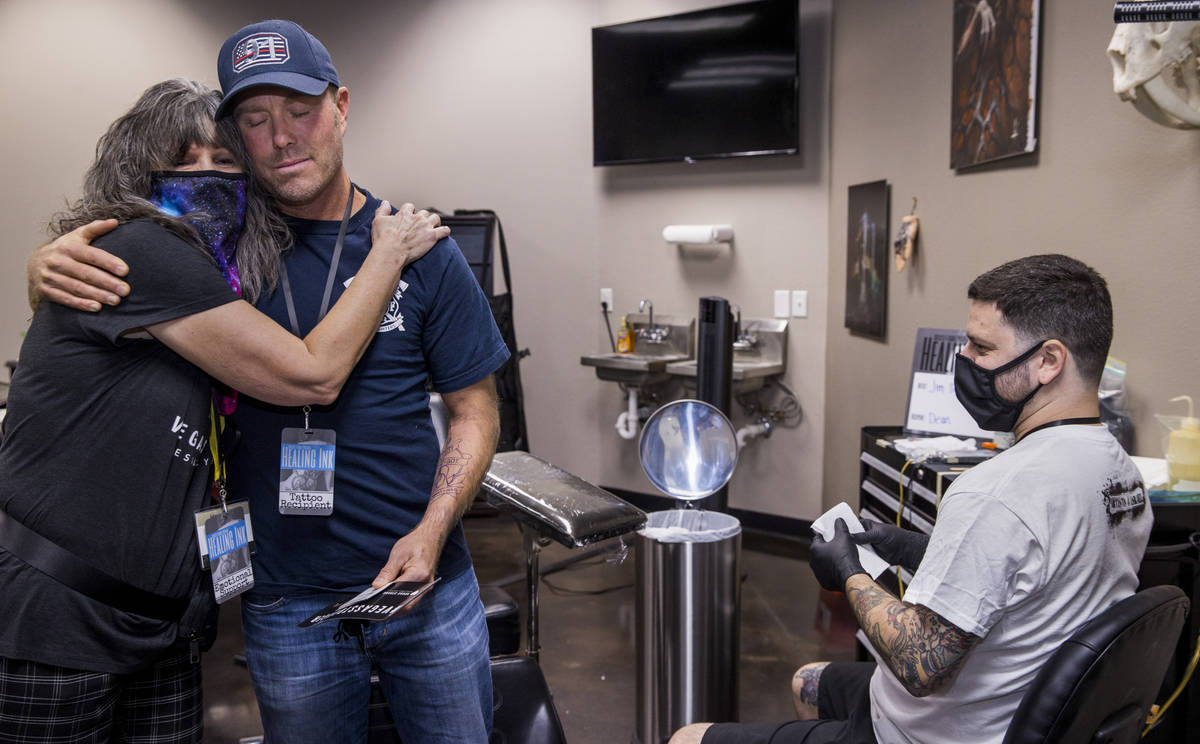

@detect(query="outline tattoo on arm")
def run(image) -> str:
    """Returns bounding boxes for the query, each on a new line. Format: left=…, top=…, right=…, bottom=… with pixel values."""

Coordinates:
left=847, top=580, right=979, bottom=697
left=431, top=436, right=472, bottom=506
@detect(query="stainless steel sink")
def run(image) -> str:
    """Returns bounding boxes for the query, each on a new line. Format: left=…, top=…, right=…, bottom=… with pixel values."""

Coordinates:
left=667, top=318, right=788, bottom=394
left=580, top=351, right=690, bottom=386
left=581, top=314, right=695, bottom=387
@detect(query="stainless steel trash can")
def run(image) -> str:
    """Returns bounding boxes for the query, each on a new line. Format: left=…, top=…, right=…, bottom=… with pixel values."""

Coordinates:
left=635, top=509, right=741, bottom=744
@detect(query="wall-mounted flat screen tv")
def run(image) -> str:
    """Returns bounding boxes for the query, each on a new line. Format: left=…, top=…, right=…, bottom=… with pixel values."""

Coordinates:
left=592, top=0, right=799, bottom=166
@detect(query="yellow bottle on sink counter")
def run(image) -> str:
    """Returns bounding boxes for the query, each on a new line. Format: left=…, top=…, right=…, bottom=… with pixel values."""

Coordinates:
left=616, top=316, right=634, bottom=354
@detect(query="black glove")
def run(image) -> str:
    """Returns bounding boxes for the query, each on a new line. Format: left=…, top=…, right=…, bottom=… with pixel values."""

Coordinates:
left=809, top=518, right=866, bottom=592
left=852, top=519, right=929, bottom=573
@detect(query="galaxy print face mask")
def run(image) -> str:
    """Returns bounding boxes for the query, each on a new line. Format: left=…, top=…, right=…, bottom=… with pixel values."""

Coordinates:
left=149, top=170, right=248, bottom=295
left=150, top=170, right=248, bottom=415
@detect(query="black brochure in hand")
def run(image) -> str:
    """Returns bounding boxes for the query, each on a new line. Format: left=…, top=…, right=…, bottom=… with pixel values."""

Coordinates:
left=298, top=577, right=440, bottom=628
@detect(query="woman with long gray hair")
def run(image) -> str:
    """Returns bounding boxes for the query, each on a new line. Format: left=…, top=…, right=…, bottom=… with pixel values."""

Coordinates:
left=0, top=79, right=445, bottom=743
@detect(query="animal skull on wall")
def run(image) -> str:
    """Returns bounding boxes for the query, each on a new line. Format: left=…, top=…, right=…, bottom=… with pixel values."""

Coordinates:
left=1108, top=19, right=1200, bottom=128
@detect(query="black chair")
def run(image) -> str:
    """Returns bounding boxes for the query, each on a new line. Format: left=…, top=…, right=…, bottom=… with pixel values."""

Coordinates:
left=480, top=583, right=521, bottom=657
left=368, top=655, right=569, bottom=744
left=1002, top=585, right=1189, bottom=744
left=489, top=656, right=567, bottom=744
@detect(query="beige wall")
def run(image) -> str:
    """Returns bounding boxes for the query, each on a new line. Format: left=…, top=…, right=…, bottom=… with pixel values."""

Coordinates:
left=2, top=0, right=832, bottom=521
left=822, top=0, right=1200, bottom=510
left=340, top=0, right=833, bottom=520
left=0, top=0, right=233, bottom=346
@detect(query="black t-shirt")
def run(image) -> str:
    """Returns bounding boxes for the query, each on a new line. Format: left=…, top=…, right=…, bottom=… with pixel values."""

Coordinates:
left=0, top=219, right=238, bottom=673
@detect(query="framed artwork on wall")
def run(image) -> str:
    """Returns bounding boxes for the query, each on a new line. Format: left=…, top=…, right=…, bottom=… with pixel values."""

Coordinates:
left=844, top=180, right=889, bottom=340
left=950, top=0, right=1041, bottom=169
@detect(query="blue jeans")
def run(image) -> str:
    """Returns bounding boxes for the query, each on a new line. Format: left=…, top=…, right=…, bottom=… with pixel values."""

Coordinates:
left=241, top=570, right=492, bottom=743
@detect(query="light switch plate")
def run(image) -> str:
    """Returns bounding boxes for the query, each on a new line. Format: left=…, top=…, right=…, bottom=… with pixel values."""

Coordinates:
left=791, top=290, right=808, bottom=318
left=773, top=290, right=790, bottom=318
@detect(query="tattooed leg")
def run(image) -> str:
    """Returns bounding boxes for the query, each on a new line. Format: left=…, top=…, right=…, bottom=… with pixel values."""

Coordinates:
left=792, top=661, right=830, bottom=719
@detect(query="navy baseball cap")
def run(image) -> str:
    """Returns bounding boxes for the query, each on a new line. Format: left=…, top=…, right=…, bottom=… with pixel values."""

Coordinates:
left=215, top=20, right=339, bottom=119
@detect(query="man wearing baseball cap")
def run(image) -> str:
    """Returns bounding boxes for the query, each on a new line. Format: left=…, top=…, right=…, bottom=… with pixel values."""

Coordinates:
left=29, top=19, right=508, bottom=743
left=216, top=20, right=341, bottom=116
left=217, top=20, right=506, bottom=743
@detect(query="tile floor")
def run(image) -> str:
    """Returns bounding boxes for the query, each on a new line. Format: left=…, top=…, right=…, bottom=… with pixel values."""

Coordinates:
left=201, top=510, right=858, bottom=743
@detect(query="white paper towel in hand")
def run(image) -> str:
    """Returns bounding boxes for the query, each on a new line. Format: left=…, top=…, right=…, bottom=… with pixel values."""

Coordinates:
left=810, top=502, right=891, bottom=580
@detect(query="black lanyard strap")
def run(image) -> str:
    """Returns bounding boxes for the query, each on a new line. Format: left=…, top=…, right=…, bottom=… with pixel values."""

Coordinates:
left=280, top=185, right=356, bottom=337
left=1021, top=416, right=1103, bottom=441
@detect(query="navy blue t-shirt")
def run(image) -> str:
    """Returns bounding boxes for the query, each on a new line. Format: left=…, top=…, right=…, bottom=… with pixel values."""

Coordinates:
left=230, top=188, right=509, bottom=595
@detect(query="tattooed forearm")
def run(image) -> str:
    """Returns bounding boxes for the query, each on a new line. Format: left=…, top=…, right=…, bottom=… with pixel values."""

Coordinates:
left=845, top=576, right=979, bottom=697
left=430, top=437, right=473, bottom=508
left=403, top=377, right=498, bottom=564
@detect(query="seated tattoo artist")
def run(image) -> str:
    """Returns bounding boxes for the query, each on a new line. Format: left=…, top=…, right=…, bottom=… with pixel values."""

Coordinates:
left=671, top=254, right=1152, bottom=744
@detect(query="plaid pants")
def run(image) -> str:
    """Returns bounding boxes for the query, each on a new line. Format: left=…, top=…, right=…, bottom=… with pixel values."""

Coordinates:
left=0, top=650, right=201, bottom=744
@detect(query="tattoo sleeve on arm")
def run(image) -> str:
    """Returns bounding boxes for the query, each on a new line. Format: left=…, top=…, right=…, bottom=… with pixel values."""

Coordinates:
left=845, top=577, right=979, bottom=697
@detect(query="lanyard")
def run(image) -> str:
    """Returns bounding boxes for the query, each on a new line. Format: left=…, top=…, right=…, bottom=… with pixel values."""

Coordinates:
left=209, top=401, right=229, bottom=509
left=1020, top=416, right=1102, bottom=441
left=279, top=186, right=356, bottom=337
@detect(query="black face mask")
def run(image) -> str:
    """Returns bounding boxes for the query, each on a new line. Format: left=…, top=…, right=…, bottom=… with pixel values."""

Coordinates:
left=954, top=340, right=1048, bottom=432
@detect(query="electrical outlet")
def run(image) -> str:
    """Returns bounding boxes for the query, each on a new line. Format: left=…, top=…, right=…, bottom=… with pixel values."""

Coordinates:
left=791, top=290, right=808, bottom=318
left=600, top=288, right=613, bottom=309
left=773, top=290, right=790, bottom=318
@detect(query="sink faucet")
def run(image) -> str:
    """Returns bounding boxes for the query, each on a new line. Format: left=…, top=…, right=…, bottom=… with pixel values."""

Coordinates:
left=731, top=306, right=758, bottom=351
left=733, top=329, right=758, bottom=352
left=639, top=298, right=654, bottom=330
left=637, top=298, right=670, bottom=344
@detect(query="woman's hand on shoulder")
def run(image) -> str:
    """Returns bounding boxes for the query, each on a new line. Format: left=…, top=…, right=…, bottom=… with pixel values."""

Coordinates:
left=370, top=201, right=449, bottom=272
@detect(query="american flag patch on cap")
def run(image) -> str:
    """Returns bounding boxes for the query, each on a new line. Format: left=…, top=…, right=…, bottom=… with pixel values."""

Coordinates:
left=232, top=33, right=289, bottom=73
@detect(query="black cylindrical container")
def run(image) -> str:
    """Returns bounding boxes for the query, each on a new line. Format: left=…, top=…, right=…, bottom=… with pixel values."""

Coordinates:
left=696, top=296, right=733, bottom=511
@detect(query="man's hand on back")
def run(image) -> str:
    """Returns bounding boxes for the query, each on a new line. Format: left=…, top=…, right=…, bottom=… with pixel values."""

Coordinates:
left=27, top=219, right=127, bottom=312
